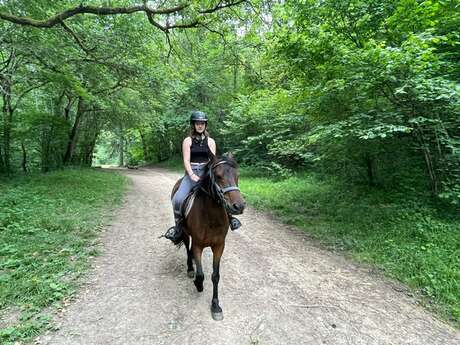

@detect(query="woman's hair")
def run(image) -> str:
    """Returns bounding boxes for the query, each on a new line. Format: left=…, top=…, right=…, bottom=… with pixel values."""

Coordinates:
left=189, top=124, right=209, bottom=139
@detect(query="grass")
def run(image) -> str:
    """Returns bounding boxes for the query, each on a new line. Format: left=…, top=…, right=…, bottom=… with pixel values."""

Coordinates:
left=0, top=168, right=127, bottom=344
left=155, top=157, right=183, bottom=171
left=238, top=168, right=460, bottom=327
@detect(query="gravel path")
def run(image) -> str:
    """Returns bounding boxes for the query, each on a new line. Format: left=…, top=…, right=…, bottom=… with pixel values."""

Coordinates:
left=40, top=167, right=460, bottom=345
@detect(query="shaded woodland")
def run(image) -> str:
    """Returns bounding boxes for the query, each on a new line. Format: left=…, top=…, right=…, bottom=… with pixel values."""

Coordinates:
left=0, top=0, right=459, bottom=203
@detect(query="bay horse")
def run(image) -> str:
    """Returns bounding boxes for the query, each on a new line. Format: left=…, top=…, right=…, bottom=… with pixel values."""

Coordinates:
left=171, top=152, right=245, bottom=321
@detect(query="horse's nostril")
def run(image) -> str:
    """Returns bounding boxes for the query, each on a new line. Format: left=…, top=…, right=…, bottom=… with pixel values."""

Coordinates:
left=233, top=202, right=245, bottom=211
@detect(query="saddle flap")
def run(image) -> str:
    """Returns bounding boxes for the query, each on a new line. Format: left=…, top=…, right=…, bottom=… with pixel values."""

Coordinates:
left=182, top=189, right=198, bottom=219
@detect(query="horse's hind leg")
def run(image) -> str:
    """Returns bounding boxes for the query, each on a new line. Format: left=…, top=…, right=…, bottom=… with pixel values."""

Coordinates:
left=192, top=245, right=204, bottom=292
left=210, top=243, right=225, bottom=321
left=183, top=235, right=194, bottom=278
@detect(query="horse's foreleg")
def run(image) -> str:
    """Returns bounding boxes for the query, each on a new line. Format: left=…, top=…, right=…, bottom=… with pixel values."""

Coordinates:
left=211, top=244, right=225, bottom=321
left=183, top=235, right=194, bottom=278
left=192, top=245, right=204, bottom=292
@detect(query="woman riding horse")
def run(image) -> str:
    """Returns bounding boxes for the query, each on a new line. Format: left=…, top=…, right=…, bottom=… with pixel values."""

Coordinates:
left=164, top=110, right=241, bottom=244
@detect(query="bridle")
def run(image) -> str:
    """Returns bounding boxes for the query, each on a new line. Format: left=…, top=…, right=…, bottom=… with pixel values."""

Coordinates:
left=202, top=160, right=240, bottom=213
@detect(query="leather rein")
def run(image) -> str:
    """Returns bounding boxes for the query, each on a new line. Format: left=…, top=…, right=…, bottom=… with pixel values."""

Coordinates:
left=200, top=160, right=240, bottom=213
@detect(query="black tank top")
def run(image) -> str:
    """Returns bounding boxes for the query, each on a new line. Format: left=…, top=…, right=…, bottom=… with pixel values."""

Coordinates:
left=190, top=136, right=210, bottom=163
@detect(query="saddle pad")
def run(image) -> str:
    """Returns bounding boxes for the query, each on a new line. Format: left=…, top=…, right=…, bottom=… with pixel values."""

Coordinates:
left=183, top=190, right=198, bottom=219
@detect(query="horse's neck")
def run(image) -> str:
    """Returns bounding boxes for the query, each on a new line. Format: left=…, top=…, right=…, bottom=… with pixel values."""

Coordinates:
left=196, top=189, right=228, bottom=223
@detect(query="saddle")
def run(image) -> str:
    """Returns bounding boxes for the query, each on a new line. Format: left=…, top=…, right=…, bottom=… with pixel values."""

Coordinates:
left=176, top=183, right=202, bottom=220
left=182, top=190, right=198, bottom=219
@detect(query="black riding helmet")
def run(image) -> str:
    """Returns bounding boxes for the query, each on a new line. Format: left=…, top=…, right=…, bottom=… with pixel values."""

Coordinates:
left=190, top=110, right=208, bottom=125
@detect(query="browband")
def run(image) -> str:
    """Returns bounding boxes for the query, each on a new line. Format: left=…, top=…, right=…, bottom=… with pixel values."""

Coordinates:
left=221, top=186, right=240, bottom=193
left=212, top=160, right=228, bottom=168
left=209, top=160, right=240, bottom=197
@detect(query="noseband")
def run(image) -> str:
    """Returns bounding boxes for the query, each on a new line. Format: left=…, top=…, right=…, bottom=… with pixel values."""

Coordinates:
left=203, top=160, right=240, bottom=212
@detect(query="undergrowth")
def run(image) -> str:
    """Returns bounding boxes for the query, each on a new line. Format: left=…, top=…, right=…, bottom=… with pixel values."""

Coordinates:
left=0, top=168, right=127, bottom=344
left=239, top=169, right=460, bottom=327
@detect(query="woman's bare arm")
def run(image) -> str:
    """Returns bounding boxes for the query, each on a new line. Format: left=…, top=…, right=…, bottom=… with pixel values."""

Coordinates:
left=182, top=137, right=194, bottom=176
left=208, top=137, right=216, bottom=155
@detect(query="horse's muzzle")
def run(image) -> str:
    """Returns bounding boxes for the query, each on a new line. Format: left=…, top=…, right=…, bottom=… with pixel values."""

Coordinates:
left=230, top=201, right=246, bottom=215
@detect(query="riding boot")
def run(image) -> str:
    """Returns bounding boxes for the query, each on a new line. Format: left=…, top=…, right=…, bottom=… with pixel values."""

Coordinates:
left=228, top=215, right=242, bottom=231
left=164, top=218, right=184, bottom=244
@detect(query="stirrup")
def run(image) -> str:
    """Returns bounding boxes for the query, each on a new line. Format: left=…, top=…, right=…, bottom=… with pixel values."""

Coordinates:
left=229, top=216, right=242, bottom=231
left=162, top=225, right=183, bottom=244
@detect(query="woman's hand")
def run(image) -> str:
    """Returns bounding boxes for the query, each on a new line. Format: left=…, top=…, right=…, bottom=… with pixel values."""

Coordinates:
left=190, top=173, right=201, bottom=183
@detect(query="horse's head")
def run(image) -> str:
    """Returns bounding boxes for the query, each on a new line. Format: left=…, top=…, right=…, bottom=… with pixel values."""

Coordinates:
left=207, top=152, right=246, bottom=215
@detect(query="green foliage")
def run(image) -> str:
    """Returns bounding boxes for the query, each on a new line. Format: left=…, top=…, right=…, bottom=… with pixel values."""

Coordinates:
left=0, top=169, right=127, bottom=344
left=1, top=0, right=458, bottom=201
left=218, top=0, right=460, bottom=202
left=222, top=88, right=311, bottom=168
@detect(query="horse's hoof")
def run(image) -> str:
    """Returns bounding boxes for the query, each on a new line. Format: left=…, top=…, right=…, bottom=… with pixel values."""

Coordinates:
left=194, top=280, right=204, bottom=292
left=211, top=311, right=224, bottom=321
left=187, top=270, right=195, bottom=278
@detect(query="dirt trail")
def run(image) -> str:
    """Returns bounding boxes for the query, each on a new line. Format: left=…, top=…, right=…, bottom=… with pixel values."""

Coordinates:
left=40, top=167, right=460, bottom=345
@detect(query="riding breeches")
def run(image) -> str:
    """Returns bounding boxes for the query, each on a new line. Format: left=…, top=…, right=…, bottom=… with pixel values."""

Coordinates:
left=171, top=162, right=207, bottom=221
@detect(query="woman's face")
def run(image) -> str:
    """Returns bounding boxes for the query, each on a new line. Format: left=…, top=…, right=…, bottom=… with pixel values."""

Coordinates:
left=194, top=121, right=206, bottom=134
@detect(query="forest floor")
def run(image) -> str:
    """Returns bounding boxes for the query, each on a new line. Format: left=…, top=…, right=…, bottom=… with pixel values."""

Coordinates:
left=38, top=167, right=460, bottom=345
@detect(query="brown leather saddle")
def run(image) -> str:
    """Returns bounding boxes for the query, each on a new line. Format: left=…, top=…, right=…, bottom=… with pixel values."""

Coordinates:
left=171, top=176, right=200, bottom=220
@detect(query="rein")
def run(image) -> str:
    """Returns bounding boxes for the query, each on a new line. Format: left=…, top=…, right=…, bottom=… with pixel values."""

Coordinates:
left=200, top=160, right=240, bottom=213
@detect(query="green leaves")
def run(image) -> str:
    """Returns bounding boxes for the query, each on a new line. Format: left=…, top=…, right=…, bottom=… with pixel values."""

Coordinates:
left=221, top=0, right=460, bottom=202
left=221, top=88, right=311, bottom=166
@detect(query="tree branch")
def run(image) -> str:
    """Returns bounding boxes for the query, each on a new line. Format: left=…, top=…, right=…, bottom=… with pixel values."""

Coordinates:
left=60, top=21, right=95, bottom=56
left=146, top=10, right=199, bottom=33
left=0, top=48, right=14, bottom=73
left=199, top=0, right=247, bottom=14
left=0, top=3, right=189, bottom=28
left=12, top=81, right=50, bottom=111
left=165, top=31, right=173, bottom=59
left=199, top=22, right=227, bottom=44
left=93, top=79, right=127, bottom=95
left=0, top=1, right=248, bottom=29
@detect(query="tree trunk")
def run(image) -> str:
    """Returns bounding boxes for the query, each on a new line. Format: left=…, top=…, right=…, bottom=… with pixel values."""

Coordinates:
left=414, top=127, right=438, bottom=195
left=2, top=91, right=13, bottom=175
left=64, top=94, right=74, bottom=120
left=85, top=131, right=99, bottom=166
left=21, top=141, right=27, bottom=173
left=41, top=126, right=50, bottom=173
left=118, top=128, right=124, bottom=167
left=63, top=96, right=84, bottom=164
left=233, top=56, right=238, bottom=92
left=0, top=144, right=4, bottom=173
left=365, top=154, right=377, bottom=187
left=406, top=102, right=439, bottom=196
left=0, top=114, right=4, bottom=173
left=139, top=129, right=149, bottom=161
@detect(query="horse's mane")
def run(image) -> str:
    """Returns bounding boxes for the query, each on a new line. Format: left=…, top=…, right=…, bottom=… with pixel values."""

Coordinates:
left=218, top=153, right=239, bottom=169
left=198, top=153, right=238, bottom=190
